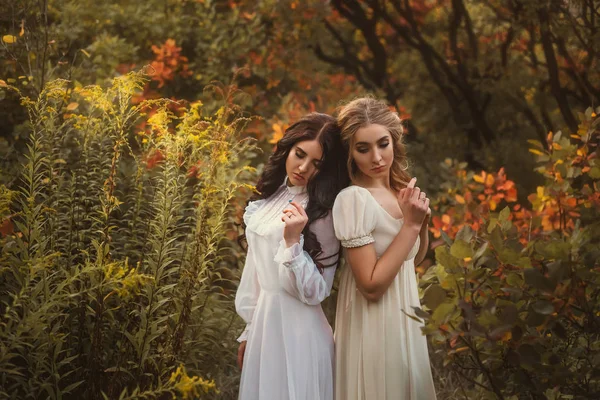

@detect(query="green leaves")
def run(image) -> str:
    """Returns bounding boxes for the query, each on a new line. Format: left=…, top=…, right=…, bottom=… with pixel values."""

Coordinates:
left=531, top=300, right=554, bottom=316
left=0, top=73, right=257, bottom=398
left=423, top=284, right=447, bottom=309
left=524, top=268, right=555, bottom=293
left=422, top=112, right=600, bottom=398
left=450, top=239, right=473, bottom=259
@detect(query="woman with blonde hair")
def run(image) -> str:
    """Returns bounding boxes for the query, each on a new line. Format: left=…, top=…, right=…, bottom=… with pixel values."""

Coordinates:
left=332, top=97, right=437, bottom=399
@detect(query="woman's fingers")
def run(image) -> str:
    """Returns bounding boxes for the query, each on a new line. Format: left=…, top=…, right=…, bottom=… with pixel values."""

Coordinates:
left=411, top=187, right=421, bottom=202
left=289, top=201, right=307, bottom=218
left=237, top=341, right=246, bottom=370
left=407, top=177, right=417, bottom=189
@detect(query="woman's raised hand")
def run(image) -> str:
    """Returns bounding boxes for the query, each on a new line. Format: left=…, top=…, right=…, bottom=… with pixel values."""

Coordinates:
left=397, top=177, right=430, bottom=228
left=281, top=201, right=308, bottom=247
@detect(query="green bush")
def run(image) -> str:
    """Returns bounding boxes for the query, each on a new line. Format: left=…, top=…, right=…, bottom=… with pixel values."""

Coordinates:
left=0, top=71, right=257, bottom=399
left=420, top=109, right=600, bottom=399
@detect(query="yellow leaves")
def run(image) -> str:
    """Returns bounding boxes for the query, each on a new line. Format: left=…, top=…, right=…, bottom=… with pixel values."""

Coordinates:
left=529, top=149, right=544, bottom=156
left=147, top=108, right=173, bottom=137
left=489, top=199, right=497, bottom=211
left=0, top=80, right=7, bottom=88
left=2, top=35, right=17, bottom=44
left=104, top=259, right=153, bottom=299
left=472, top=171, right=494, bottom=187
left=455, top=194, right=465, bottom=204
left=168, top=365, right=219, bottom=399
left=485, top=173, right=495, bottom=187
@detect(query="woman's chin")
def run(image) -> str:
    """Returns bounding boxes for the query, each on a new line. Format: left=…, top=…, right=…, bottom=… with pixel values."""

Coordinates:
left=360, top=169, right=387, bottom=180
left=288, top=175, right=304, bottom=187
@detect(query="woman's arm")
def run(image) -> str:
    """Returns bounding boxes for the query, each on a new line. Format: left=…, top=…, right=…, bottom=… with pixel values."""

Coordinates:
left=346, top=179, right=429, bottom=302
left=346, top=223, right=421, bottom=302
left=235, top=244, right=261, bottom=341
left=276, top=207, right=338, bottom=305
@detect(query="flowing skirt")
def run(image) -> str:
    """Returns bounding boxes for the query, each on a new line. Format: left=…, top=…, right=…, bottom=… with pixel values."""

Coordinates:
left=334, top=261, right=437, bottom=400
left=239, top=289, right=334, bottom=400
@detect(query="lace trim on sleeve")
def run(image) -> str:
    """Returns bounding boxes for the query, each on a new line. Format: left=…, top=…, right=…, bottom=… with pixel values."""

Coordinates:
left=341, top=234, right=375, bottom=248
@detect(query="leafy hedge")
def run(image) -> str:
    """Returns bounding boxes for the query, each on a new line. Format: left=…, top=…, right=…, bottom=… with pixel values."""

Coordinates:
left=420, top=109, right=600, bottom=399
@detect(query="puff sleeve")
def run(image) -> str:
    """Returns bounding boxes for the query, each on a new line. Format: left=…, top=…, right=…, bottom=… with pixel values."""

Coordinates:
left=332, top=186, right=377, bottom=248
left=274, top=212, right=339, bottom=305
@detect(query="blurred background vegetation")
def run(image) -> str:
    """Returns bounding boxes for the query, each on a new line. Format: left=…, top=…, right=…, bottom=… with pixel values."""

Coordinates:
left=0, top=0, right=599, bottom=399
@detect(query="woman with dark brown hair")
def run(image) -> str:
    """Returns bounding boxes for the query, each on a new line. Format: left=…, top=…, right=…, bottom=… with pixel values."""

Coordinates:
left=235, top=113, right=349, bottom=400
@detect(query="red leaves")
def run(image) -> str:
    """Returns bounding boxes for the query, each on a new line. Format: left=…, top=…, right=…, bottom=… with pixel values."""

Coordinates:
left=145, top=149, right=165, bottom=170
left=0, top=217, right=14, bottom=238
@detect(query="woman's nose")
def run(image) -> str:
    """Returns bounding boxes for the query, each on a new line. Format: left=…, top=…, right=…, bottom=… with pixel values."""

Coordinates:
left=373, top=150, right=382, bottom=163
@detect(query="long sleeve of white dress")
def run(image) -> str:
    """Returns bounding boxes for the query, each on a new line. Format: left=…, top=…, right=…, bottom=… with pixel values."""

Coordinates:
left=273, top=212, right=338, bottom=305
left=236, top=179, right=336, bottom=400
left=235, top=199, right=265, bottom=342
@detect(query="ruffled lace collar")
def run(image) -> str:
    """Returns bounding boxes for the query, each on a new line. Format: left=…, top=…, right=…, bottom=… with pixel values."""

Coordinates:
left=284, top=176, right=307, bottom=194
left=244, top=176, right=309, bottom=237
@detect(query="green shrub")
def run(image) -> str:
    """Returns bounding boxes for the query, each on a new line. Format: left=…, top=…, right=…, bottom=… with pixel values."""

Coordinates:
left=420, top=109, right=600, bottom=399
left=0, top=71, right=257, bottom=399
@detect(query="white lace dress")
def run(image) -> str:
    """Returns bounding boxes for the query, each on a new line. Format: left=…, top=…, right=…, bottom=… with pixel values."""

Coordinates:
left=332, top=186, right=437, bottom=400
left=235, top=179, right=339, bottom=400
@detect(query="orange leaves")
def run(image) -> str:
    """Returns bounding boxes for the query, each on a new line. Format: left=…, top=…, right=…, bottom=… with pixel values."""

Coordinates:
left=269, top=122, right=288, bottom=144
left=435, top=110, right=598, bottom=247
left=430, top=163, right=520, bottom=241
left=150, top=39, right=192, bottom=88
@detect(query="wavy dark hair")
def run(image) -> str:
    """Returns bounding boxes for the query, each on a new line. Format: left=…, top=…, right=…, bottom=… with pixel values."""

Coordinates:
left=244, top=112, right=349, bottom=269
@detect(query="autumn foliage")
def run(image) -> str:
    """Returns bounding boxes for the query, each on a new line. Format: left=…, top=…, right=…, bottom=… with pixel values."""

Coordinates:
left=419, top=109, right=600, bottom=399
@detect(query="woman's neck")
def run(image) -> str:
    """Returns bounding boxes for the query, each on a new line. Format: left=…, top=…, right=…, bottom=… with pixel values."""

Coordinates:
left=353, top=173, right=391, bottom=190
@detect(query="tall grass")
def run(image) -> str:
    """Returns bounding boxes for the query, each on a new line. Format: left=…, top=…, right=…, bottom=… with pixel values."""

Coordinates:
left=0, top=71, right=257, bottom=399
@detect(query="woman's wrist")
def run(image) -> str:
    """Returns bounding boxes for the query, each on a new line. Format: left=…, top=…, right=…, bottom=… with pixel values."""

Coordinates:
left=401, top=222, right=422, bottom=234
left=284, top=236, right=301, bottom=248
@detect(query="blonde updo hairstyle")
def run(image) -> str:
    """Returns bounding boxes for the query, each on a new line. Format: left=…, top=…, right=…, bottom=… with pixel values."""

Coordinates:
left=337, top=97, right=411, bottom=191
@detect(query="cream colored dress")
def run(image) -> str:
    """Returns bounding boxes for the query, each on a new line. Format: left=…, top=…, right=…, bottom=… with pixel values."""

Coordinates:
left=332, top=186, right=437, bottom=400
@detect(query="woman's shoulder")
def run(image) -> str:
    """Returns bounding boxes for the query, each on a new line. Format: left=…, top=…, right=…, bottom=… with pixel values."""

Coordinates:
left=336, top=185, right=371, bottom=198
left=335, top=185, right=377, bottom=205
left=243, top=198, right=267, bottom=225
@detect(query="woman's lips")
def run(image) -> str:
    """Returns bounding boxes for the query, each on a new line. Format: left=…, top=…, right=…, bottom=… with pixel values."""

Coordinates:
left=293, top=173, right=305, bottom=181
left=371, top=165, right=385, bottom=172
